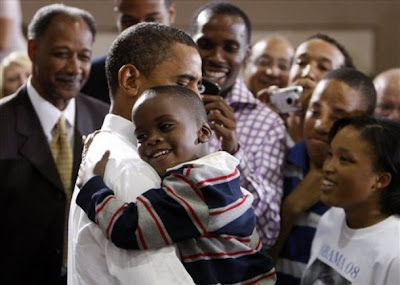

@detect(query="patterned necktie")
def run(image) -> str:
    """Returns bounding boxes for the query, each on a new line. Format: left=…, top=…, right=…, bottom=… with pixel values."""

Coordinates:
left=50, top=115, right=73, bottom=266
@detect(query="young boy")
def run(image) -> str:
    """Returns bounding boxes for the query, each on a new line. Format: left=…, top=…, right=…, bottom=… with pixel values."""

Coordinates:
left=77, top=85, right=276, bottom=285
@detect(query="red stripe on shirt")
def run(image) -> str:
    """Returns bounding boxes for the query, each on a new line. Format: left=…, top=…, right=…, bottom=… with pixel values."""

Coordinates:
left=243, top=270, right=276, bottom=285
left=165, top=185, right=207, bottom=234
left=137, top=225, right=147, bottom=249
left=105, top=202, right=127, bottom=239
left=184, top=165, right=193, bottom=176
left=201, top=233, right=252, bottom=243
left=95, top=195, right=114, bottom=215
left=197, top=168, right=239, bottom=187
left=210, top=194, right=248, bottom=216
left=170, top=173, right=205, bottom=202
left=182, top=247, right=256, bottom=260
left=137, top=196, right=171, bottom=246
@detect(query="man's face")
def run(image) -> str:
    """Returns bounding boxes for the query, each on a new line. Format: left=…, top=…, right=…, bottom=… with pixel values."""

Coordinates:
left=288, top=38, right=345, bottom=110
left=374, top=74, right=400, bottom=122
left=192, top=11, right=249, bottom=95
left=303, top=79, right=367, bottom=168
left=28, top=14, right=93, bottom=109
left=134, top=93, right=206, bottom=177
left=138, top=43, right=202, bottom=95
left=243, top=37, right=294, bottom=94
left=115, top=0, right=175, bottom=32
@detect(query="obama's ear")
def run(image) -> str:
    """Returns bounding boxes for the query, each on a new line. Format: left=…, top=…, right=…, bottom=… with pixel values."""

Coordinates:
left=118, top=64, right=141, bottom=99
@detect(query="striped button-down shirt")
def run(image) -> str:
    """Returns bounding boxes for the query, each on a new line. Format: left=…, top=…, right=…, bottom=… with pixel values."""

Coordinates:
left=208, top=79, right=287, bottom=248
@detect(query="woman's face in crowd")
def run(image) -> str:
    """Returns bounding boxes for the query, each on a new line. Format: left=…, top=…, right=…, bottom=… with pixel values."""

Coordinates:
left=3, top=62, right=31, bottom=97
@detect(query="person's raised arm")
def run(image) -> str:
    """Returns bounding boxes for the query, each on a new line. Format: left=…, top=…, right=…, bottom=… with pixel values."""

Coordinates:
left=202, top=94, right=239, bottom=154
left=268, top=163, right=322, bottom=261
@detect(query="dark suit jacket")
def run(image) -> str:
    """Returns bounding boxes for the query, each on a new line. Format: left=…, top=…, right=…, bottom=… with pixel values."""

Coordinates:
left=0, top=86, right=109, bottom=285
left=81, top=54, right=111, bottom=104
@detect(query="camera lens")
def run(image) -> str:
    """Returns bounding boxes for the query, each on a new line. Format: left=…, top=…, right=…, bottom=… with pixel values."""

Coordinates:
left=198, top=84, right=206, bottom=94
left=286, top=97, right=293, bottom=105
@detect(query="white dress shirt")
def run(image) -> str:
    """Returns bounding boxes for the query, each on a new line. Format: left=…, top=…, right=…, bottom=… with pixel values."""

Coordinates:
left=68, top=114, right=194, bottom=285
left=27, top=77, right=76, bottom=146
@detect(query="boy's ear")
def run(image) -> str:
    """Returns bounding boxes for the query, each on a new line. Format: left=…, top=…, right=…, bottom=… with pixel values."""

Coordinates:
left=118, top=64, right=141, bottom=99
left=375, top=172, right=392, bottom=190
left=197, top=123, right=212, bottom=144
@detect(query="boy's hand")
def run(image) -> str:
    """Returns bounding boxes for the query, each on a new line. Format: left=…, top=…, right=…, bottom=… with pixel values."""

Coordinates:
left=76, top=131, right=98, bottom=188
left=93, top=150, right=110, bottom=178
left=77, top=150, right=110, bottom=189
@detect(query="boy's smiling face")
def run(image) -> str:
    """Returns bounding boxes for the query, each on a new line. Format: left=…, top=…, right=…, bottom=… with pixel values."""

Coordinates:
left=133, top=91, right=210, bottom=177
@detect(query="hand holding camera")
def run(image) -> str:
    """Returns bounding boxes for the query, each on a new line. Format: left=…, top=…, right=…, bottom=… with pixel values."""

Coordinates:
left=269, top=85, right=303, bottom=114
left=200, top=78, right=239, bottom=154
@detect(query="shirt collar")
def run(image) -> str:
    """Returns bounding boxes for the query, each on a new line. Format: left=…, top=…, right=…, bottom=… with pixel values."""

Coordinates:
left=101, top=113, right=137, bottom=146
left=27, top=77, right=76, bottom=142
left=224, top=78, right=259, bottom=106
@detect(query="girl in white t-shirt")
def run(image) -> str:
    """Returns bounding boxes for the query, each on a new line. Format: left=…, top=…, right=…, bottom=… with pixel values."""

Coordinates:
left=302, top=116, right=400, bottom=285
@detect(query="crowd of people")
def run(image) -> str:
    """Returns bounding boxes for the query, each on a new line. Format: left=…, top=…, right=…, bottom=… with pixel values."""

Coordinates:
left=1, top=1, right=399, bottom=285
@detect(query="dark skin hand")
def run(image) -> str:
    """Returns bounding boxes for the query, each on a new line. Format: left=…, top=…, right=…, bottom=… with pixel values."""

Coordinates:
left=93, top=150, right=109, bottom=178
left=202, top=94, right=239, bottom=154
left=256, top=86, right=281, bottom=115
left=268, top=162, right=323, bottom=261
left=76, top=130, right=100, bottom=188
left=257, top=86, right=305, bottom=143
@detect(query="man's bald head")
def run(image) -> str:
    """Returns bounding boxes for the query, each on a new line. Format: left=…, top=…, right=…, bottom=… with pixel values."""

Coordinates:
left=373, top=68, right=400, bottom=122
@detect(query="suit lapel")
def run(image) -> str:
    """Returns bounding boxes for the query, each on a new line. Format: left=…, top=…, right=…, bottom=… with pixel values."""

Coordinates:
left=72, top=96, right=94, bottom=189
left=72, top=128, right=83, bottom=187
left=15, top=88, right=64, bottom=191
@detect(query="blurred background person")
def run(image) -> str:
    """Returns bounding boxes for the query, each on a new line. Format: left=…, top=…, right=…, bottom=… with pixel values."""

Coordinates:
left=82, top=0, right=176, bottom=104
left=0, top=0, right=27, bottom=61
left=258, top=33, right=355, bottom=145
left=287, top=33, right=355, bottom=112
left=0, top=51, right=31, bottom=98
left=373, top=67, right=400, bottom=122
left=284, top=33, right=355, bottom=144
left=242, top=35, right=294, bottom=95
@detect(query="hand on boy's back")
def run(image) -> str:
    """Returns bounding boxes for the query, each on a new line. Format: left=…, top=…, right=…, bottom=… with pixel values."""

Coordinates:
left=93, top=151, right=110, bottom=178
left=76, top=131, right=98, bottom=188
left=202, top=94, right=239, bottom=154
left=76, top=130, right=108, bottom=188
left=76, top=150, right=110, bottom=189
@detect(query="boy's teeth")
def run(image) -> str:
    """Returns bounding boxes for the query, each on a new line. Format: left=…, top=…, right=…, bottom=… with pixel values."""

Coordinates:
left=152, top=150, right=169, bottom=158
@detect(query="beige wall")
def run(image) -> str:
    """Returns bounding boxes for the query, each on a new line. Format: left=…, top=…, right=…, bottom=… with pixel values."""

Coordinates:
left=21, top=0, right=400, bottom=76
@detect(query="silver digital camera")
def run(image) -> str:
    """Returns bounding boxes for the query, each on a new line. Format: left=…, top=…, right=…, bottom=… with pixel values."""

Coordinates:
left=269, top=85, right=303, bottom=114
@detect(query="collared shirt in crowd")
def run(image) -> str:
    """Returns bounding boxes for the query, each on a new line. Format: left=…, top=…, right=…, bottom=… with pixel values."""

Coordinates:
left=208, top=78, right=287, bottom=249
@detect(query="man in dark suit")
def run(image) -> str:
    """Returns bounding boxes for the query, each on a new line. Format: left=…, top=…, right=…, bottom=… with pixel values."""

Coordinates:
left=81, top=0, right=176, bottom=103
left=0, top=4, right=109, bottom=285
